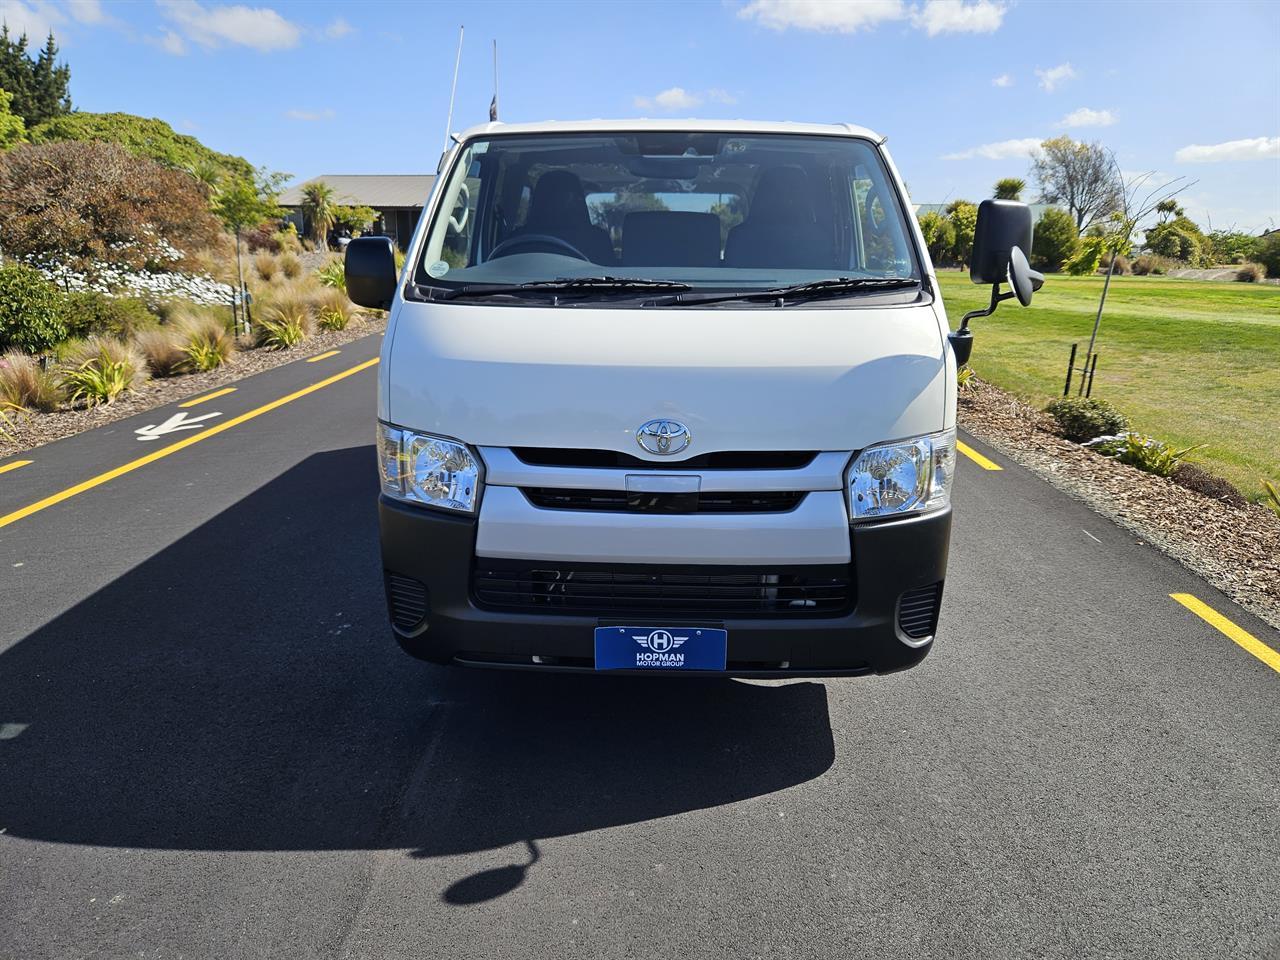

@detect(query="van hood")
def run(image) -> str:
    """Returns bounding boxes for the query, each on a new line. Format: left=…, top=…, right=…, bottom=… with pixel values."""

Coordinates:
left=382, top=300, right=948, bottom=456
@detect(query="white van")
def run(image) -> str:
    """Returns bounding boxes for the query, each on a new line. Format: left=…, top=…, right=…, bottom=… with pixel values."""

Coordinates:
left=347, top=119, right=1041, bottom=677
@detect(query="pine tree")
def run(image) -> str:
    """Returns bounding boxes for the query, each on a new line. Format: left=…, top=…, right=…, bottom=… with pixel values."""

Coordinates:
left=0, top=28, right=71, bottom=127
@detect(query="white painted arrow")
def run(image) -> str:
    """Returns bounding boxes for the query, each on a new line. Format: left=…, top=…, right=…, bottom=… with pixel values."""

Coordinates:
left=135, top=410, right=222, bottom=441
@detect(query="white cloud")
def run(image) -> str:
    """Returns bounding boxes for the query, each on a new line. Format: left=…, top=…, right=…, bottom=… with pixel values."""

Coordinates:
left=1035, top=62, right=1075, bottom=92
left=706, top=87, right=737, bottom=105
left=324, top=16, right=352, bottom=39
left=737, top=0, right=905, bottom=33
left=158, top=29, right=187, bottom=54
left=634, top=87, right=702, bottom=111
left=1059, top=107, right=1116, bottom=128
left=66, top=0, right=106, bottom=23
left=911, top=0, right=1005, bottom=36
left=158, top=0, right=301, bottom=52
left=286, top=107, right=335, bottom=121
left=737, top=0, right=1005, bottom=35
left=0, top=0, right=65, bottom=38
left=943, top=137, right=1042, bottom=160
left=992, top=73, right=1012, bottom=87
left=1174, top=136, right=1280, bottom=163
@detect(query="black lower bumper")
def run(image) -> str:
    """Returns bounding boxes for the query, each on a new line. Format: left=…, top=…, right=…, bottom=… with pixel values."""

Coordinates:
left=378, top=497, right=951, bottom=677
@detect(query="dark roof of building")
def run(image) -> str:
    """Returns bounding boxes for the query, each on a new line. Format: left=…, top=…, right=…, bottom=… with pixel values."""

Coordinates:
left=279, top=175, right=435, bottom=209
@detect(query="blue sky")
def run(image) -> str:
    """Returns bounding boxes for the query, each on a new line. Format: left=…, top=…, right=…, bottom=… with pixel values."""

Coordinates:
left=4, top=0, right=1279, bottom=231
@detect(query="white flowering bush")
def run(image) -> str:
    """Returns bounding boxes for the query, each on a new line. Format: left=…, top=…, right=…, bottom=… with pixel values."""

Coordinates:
left=33, top=260, right=234, bottom=307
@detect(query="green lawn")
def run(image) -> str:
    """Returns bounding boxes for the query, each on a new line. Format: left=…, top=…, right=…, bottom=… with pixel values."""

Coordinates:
left=935, top=271, right=1280, bottom=498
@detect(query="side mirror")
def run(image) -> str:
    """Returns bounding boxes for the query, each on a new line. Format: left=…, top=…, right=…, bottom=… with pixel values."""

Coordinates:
left=950, top=200, right=1045, bottom=365
left=971, top=199, right=1032, bottom=285
left=345, top=236, right=399, bottom=310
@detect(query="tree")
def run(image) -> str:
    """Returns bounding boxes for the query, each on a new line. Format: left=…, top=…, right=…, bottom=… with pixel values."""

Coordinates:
left=29, top=112, right=254, bottom=187
left=211, top=168, right=288, bottom=330
left=993, top=177, right=1025, bottom=201
left=334, top=204, right=378, bottom=235
left=301, top=181, right=338, bottom=249
left=588, top=189, right=669, bottom=248
left=0, top=87, right=25, bottom=148
left=1030, top=136, right=1123, bottom=232
left=1255, top=231, right=1280, bottom=279
left=1030, top=207, right=1079, bottom=272
left=0, top=140, right=220, bottom=274
left=0, top=28, right=71, bottom=126
left=917, top=210, right=955, bottom=266
left=945, top=200, right=978, bottom=268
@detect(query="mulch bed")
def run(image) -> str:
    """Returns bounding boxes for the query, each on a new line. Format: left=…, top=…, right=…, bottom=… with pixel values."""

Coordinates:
left=1, top=314, right=385, bottom=459
left=958, top=378, right=1280, bottom=631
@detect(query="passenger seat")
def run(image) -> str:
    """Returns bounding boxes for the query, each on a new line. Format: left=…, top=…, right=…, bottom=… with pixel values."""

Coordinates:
left=621, top=211, right=722, bottom=268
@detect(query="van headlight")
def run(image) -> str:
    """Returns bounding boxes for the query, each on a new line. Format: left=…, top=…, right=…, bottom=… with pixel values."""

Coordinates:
left=377, top=422, right=482, bottom=513
left=846, top=429, right=955, bottom=521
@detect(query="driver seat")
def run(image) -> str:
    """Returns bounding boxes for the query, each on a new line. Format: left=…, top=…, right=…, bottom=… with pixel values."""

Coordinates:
left=516, top=170, right=616, bottom=265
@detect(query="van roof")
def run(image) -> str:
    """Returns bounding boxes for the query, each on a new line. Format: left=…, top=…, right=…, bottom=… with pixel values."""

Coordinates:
left=454, top=118, right=885, bottom=143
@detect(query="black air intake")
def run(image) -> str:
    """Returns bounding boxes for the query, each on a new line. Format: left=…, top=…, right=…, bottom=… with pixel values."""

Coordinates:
left=897, top=582, right=943, bottom=640
left=385, top=572, right=429, bottom=631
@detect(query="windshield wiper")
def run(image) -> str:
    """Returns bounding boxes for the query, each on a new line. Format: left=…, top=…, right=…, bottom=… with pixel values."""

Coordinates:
left=442, top=276, right=692, bottom=301
left=661, top=276, right=917, bottom=307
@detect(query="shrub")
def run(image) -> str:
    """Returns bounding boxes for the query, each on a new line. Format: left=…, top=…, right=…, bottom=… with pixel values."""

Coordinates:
left=315, top=257, right=346, bottom=291
left=315, top=288, right=353, bottom=331
left=1106, top=254, right=1130, bottom=275
left=1171, top=464, right=1246, bottom=506
left=0, top=262, right=69, bottom=355
left=1131, top=254, right=1169, bottom=276
left=1262, top=480, right=1280, bottom=518
left=62, top=291, right=159, bottom=341
left=255, top=287, right=315, bottom=350
left=134, top=328, right=187, bottom=377
left=1257, top=232, right=1280, bottom=279
left=1030, top=208, right=1079, bottom=273
left=1235, top=262, right=1265, bottom=283
left=244, top=222, right=283, bottom=254
left=917, top=211, right=955, bottom=267
left=60, top=336, right=147, bottom=406
left=279, top=252, right=302, bottom=279
left=1046, top=397, right=1129, bottom=442
left=1085, top=433, right=1202, bottom=478
left=177, top=313, right=236, bottom=371
left=0, top=351, right=60, bottom=411
left=254, top=251, right=280, bottom=282
left=956, top=365, right=977, bottom=392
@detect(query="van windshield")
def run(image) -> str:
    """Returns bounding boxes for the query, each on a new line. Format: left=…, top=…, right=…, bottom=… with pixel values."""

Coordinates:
left=414, top=132, right=920, bottom=298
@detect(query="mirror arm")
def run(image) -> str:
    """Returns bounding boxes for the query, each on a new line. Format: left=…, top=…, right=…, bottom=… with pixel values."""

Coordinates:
left=958, top=282, right=1015, bottom=332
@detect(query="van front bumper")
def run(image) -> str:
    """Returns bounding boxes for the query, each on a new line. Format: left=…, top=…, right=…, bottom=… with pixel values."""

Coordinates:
left=378, top=497, right=951, bottom=677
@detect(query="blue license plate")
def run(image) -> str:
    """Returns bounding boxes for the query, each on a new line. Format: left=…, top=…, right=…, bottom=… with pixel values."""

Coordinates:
left=594, top=626, right=728, bottom=671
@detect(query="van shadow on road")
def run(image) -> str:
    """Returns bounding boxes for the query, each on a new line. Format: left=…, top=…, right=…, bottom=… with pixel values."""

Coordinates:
left=0, top=446, right=834, bottom=904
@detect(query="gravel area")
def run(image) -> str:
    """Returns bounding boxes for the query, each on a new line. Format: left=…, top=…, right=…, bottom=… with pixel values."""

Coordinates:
left=959, top=378, right=1280, bottom=631
left=1, top=314, right=384, bottom=458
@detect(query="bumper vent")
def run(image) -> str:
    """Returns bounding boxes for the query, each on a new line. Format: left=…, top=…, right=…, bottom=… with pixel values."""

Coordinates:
left=897, top=582, right=943, bottom=640
left=473, top=560, right=853, bottom=616
left=385, top=572, right=429, bottom=631
left=521, top=488, right=806, bottom=514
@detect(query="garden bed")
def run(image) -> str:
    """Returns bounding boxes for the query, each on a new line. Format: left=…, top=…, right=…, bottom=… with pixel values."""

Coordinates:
left=1, top=313, right=383, bottom=458
left=958, top=377, right=1280, bottom=631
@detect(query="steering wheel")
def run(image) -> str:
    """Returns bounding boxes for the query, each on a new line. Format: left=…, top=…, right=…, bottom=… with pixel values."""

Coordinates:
left=487, top=233, right=590, bottom=261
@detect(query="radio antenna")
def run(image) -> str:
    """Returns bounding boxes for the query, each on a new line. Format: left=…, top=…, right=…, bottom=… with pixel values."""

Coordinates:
left=444, top=25, right=464, bottom=149
left=489, top=39, right=499, bottom=122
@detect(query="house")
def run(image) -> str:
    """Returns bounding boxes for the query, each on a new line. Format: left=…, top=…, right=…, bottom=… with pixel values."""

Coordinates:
left=278, top=174, right=436, bottom=249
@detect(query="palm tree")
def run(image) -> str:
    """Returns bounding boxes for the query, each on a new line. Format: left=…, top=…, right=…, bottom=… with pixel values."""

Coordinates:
left=993, top=177, right=1026, bottom=201
left=301, top=181, right=337, bottom=250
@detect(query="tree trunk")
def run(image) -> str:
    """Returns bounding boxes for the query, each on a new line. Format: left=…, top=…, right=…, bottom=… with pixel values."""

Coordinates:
left=234, top=227, right=246, bottom=335
left=1080, top=246, right=1118, bottom=395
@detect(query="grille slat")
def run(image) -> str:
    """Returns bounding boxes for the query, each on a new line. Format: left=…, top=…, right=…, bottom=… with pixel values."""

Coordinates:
left=473, top=561, right=853, bottom=616
left=385, top=573, right=429, bottom=630
left=897, top=582, right=943, bottom=639
left=513, top=448, right=817, bottom=470
left=522, top=487, right=805, bottom=514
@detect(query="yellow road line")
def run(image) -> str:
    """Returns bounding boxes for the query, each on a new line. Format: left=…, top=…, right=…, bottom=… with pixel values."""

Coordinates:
left=0, top=460, right=33, bottom=476
left=1170, top=593, right=1280, bottom=675
left=180, top=387, right=237, bottom=408
left=306, top=350, right=341, bottom=363
left=957, top=440, right=1002, bottom=471
left=0, top=358, right=379, bottom=531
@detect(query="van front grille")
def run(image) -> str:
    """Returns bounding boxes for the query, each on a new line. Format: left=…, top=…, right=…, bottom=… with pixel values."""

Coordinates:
left=521, top=487, right=805, bottom=514
left=897, top=582, right=943, bottom=639
left=472, top=560, right=854, bottom=616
